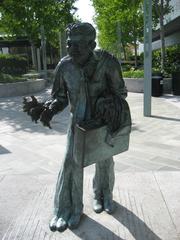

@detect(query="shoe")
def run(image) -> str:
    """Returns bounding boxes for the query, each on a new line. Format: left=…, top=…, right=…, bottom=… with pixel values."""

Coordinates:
left=56, top=217, right=67, bottom=232
left=104, top=198, right=114, bottom=214
left=68, top=214, right=82, bottom=229
left=49, top=216, right=58, bottom=232
left=93, top=199, right=103, bottom=213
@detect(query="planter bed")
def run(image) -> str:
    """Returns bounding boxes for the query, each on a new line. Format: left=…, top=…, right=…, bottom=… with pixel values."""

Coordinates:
left=0, top=78, right=46, bottom=98
left=124, top=77, right=172, bottom=94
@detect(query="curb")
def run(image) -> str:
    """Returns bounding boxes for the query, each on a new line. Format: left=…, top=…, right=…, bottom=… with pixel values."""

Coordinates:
left=0, top=79, right=46, bottom=98
left=124, top=77, right=172, bottom=94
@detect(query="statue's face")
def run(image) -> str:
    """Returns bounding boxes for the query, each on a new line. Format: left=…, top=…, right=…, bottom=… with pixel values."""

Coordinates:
left=67, top=35, right=93, bottom=65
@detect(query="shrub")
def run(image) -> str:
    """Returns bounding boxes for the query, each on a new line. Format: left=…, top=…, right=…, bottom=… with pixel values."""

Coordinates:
left=0, top=54, right=28, bottom=75
left=152, top=44, right=180, bottom=76
left=121, top=64, right=132, bottom=71
left=123, top=70, right=144, bottom=78
left=0, top=73, right=27, bottom=83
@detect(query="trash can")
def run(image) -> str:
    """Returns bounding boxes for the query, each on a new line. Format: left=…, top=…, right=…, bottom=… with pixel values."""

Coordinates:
left=172, top=72, right=180, bottom=95
left=152, top=74, right=163, bottom=97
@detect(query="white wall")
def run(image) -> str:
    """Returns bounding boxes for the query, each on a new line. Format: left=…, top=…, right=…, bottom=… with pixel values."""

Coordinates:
left=165, top=0, right=180, bottom=24
left=2, top=47, right=9, bottom=54
left=152, top=31, right=180, bottom=50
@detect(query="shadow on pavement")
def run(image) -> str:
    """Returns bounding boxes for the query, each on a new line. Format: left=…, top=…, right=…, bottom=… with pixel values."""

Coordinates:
left=71, top=201, right=162, bottom=240
left=72, top=214, right=125, bottom=240
left=0, top=90, right=69, bottom=135
left=151, top=115, right=180, bottom=122
left=113, top=201, right=162, bottom=240
left=162, top=95, right=180, bottom=102
left=0, top=145, right=11, bottom=154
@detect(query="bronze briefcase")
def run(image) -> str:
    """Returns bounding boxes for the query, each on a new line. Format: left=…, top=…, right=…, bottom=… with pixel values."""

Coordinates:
left=74, top=123, right=131, bottom=167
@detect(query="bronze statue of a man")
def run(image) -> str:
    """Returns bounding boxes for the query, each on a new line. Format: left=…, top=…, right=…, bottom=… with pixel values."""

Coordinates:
left=23, top=22, right=130, bottom=232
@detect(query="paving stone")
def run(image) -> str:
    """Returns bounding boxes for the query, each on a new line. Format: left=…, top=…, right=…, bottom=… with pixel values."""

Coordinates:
left=0, top=145, right=11, bottom=155
left=150, top=156, right=180, bottom=169
left=0, top=173, right=180, bottom=240
left=158, top=166, right=180, bottom=171
left=1, top=89, right=180, bottom=239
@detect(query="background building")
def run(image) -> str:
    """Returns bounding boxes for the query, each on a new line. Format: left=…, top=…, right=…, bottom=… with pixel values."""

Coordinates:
left=152, top=0, right=180, bottom=50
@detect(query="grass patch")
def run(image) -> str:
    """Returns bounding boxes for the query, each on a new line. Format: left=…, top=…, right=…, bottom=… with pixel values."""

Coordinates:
left=123, top=70, right=144, bottom=78
left=0, top=73, right=27, bottom=83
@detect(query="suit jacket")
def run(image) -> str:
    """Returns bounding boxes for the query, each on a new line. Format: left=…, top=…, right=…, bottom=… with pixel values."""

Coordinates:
left=48, top=50, right=127, bottom=125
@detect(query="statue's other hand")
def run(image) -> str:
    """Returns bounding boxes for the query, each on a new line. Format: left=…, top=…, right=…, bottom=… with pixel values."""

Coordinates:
left=22, top=96, right=39, bottom=115
left=95, top=97, right=106, bottom=118
left=40, top=108, right=54, bottom=129
left=29, top=104, right=45, bottom=123
left=95, top=97, right=114, bottom=121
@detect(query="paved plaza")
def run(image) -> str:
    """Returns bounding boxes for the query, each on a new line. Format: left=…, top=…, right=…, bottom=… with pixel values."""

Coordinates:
left=0, top=88, right=180, bottom=240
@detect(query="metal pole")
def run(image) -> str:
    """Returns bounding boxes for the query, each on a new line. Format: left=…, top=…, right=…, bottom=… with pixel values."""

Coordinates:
left=143, top=0, right=152, bottom=116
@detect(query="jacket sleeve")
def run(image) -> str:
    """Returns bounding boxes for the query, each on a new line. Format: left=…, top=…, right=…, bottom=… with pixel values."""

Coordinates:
left=45, top=61, right=68, bottom=114
left=106, top=55, right=127, bottom=99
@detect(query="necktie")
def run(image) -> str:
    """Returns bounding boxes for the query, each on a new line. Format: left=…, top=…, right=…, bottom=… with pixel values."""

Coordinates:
left=75, top=70, right=87, bottom=123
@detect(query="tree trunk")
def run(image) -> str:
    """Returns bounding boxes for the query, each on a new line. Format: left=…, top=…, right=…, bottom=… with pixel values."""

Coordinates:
left=116, top=22, right=122, bottom=63
left=132, top=18, right=138, bottom=69
left=50, top=46, right=53, bottom=65
left=134, top=40, right=138, bottom=69
left=41, top=25, right=47, bottom=78
left=37, top=48, right=41, bottom=73
left=122, top=42, right=127, bottom=60
left=30, top=41, right=38, bottom=70
left=59, top=31, right=67, bottom=59
left=159, top=0, right=165, bottom=74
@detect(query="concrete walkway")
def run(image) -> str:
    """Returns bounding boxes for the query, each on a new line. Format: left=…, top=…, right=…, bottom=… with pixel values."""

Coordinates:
left=0, top=89, right=180, bottom=240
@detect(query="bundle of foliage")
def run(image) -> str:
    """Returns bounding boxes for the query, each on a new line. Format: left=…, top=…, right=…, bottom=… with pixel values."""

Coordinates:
left=0, top=54, right=28, bottom=75
left=0, top=0, right=76, bottom=48
left=0, top=73, right=27, bottom=83
left=152, top=0, right=173, bottom=73
left=152, top=44, right=180, bottom=76
left=92, top=0, right=143, bottom=68
left=123, top=69, right=144, bottom=78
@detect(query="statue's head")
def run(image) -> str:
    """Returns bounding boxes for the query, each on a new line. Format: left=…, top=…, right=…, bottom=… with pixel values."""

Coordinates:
left=66, top=22, right=96, bottom=65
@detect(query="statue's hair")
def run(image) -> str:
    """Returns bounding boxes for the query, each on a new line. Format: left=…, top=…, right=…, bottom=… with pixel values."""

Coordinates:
left=66, top=22, right=96, bottom=41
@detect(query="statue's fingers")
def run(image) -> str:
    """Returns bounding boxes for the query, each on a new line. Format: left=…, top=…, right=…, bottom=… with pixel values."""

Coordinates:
left=31, top=95, right=36, bottom=101
left=42, top=121, right=52, bottom=129
left=47, top=122, right=52, bottom=129
left=31, top=115, right=35, bottom=122
left=23, top=97, right=28, bottom=103
left=23, top=107, right=27, bottom=112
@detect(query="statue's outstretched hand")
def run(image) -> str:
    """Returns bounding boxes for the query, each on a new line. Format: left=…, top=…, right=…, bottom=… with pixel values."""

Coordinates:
left=40, top=108, right=54, bottom=129
left=23, top=96, right=39, bottom=114
left=29, top=104, right=45, bottom=123
left=23, top=96, right=45, bottom=123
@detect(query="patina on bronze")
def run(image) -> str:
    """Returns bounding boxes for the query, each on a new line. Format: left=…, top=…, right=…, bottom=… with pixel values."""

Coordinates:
left=23, top=22, right=131, bottom=232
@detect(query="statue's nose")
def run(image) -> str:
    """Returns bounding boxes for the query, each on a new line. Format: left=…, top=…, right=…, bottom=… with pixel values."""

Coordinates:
left=71, top=43, right=79, bottom=50
left=70, top=44, right=80, bottom=54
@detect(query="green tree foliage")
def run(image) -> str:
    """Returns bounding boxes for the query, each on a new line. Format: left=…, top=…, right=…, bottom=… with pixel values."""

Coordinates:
left=152, top=44, right=180, bottom=76
left=152, top=0, right=173, bottom=73
left=152, top=0, right=173, bottom=28
left=92, top=0, right=143, bottom=67
left=0, top=0, right=76, bottom=47
left=0, top=53, right=28, bottom=75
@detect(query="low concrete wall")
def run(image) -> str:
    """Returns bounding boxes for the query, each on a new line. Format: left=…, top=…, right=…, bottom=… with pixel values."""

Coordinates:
left=0, top=79, right=46, bottom=98
left=124, top=78, right=144, bottom=93
left=124, top=77, right=172, bottom=94
left=0, top=77, right=172, bottom=98
left=163, top=78, right=172, bottom=94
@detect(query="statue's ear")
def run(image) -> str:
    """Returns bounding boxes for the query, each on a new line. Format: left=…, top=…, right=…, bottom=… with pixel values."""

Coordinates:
left=89, top=41, right=96, bottom=50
